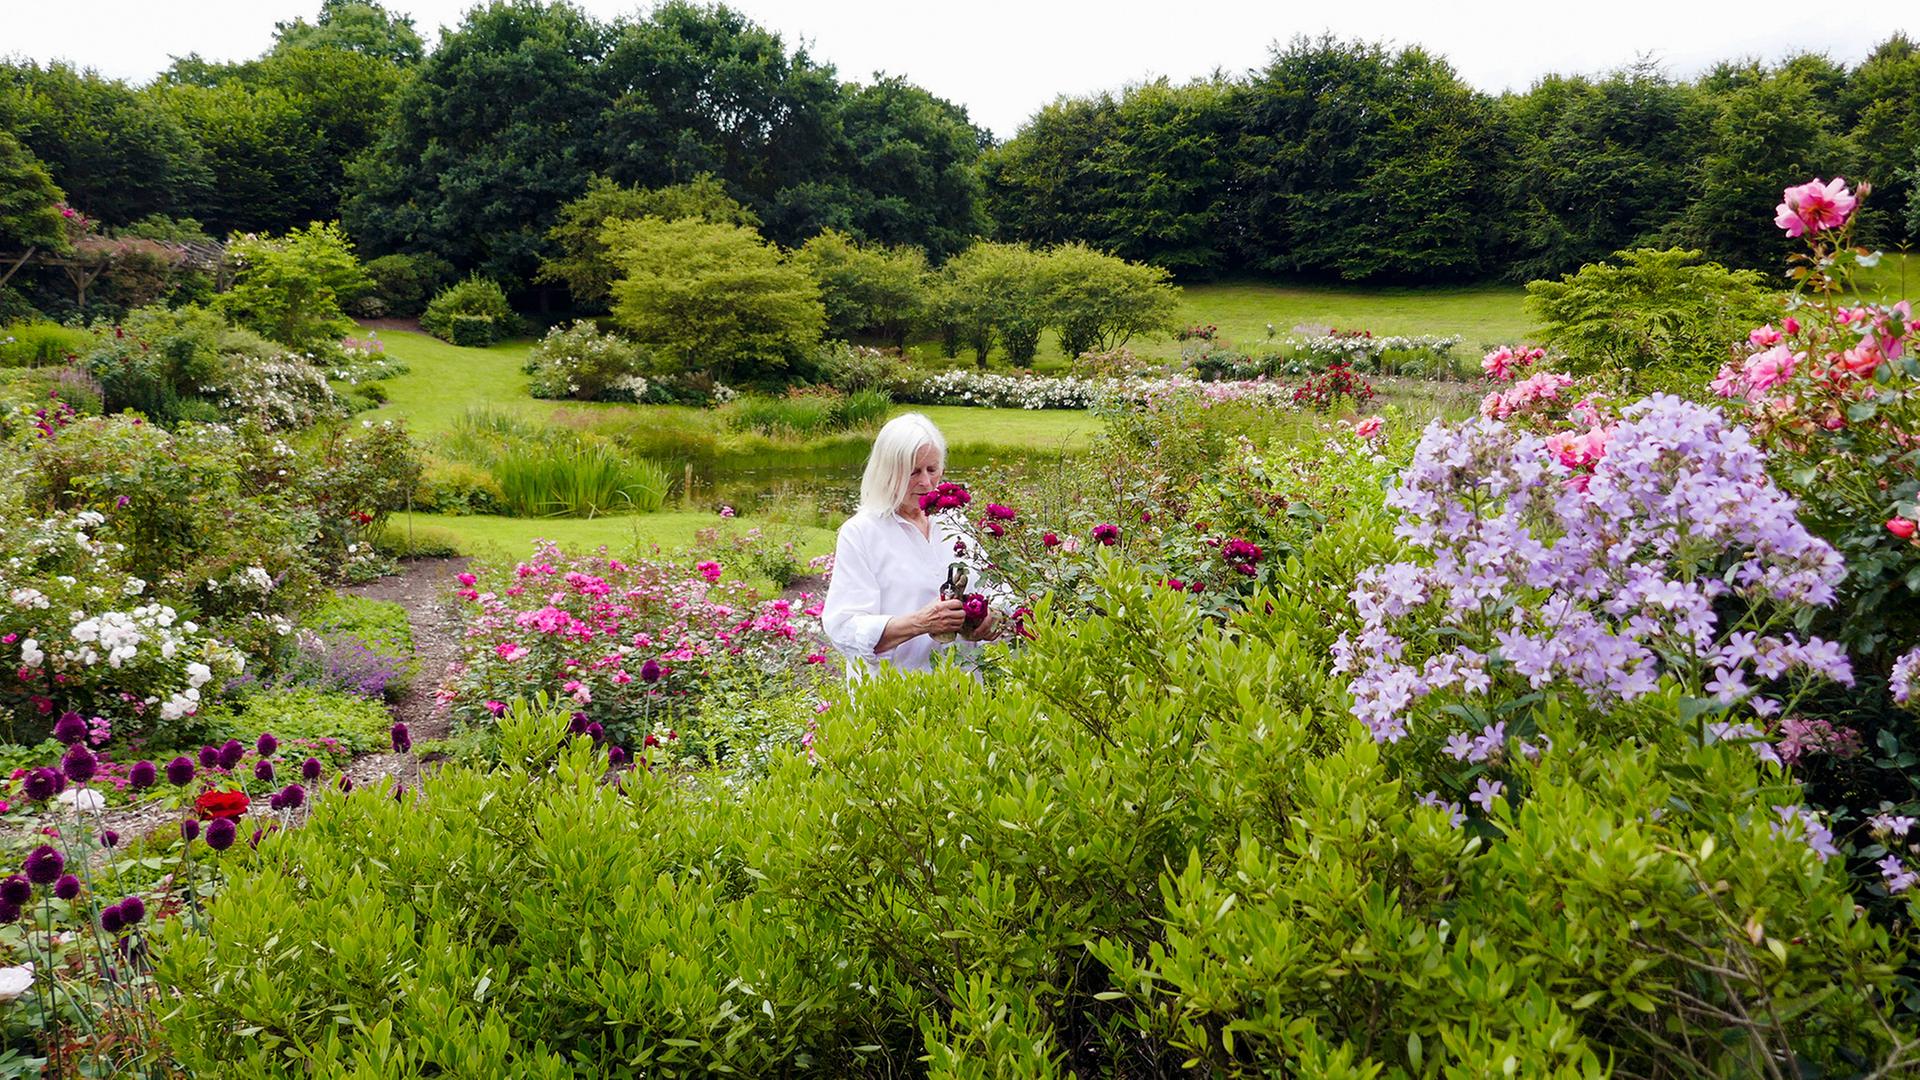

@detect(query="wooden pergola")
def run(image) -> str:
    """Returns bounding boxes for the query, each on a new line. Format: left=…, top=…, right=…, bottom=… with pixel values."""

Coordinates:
left=0, top=236, right=226, bottom=310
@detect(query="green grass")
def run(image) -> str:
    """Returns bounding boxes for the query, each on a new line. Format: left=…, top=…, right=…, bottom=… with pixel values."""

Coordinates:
left=389, top=510, right=835, bottom=593
left=1168, top=279, right=1538, bottom=353
left=1848, top=251, right=1917, bottom=303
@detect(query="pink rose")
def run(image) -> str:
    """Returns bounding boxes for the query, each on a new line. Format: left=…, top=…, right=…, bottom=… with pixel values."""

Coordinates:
left=1775, top=177, right=1857, bottom=237
left=1353, top=416, right=1383, bottom=439
left=1889, top=518, right=1917, bottom=540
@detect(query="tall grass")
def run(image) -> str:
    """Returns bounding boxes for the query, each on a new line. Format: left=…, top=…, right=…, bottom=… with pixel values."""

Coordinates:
left=725, top=389, right=892, bottom=437
left=492, top=444, right=669, bottom=517
left=0, top=322, right=92, bottom=368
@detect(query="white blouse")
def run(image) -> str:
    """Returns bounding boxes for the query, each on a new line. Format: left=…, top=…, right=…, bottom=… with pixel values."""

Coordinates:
left=821, top=509, right=980, bottom=678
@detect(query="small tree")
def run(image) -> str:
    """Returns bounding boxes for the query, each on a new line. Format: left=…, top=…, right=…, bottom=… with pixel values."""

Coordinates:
left=216, top=221, right=369, bottom=348
left=538, top=175, right=760, bottom=307
left=1525, top=248, right=1778, bottom=375
left=792, top=228, right=928, bottom=348
left=1042, top=243, right=1179, bottom=358
left=941, top=242, right=1050, bottom=368
left=0, top=130, right=68, bottom=254
left=603, top=217, right=823, bottom=385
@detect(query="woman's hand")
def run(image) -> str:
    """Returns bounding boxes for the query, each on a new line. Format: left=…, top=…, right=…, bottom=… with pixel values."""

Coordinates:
left=915, top=598, right=967, bottom=636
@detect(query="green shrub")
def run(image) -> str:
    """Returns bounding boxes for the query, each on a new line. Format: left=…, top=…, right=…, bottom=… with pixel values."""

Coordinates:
left=413, top=457, right=506, bottom=515
left=791, top=227, right=928, bottom=347
left=0, top=320, right=91, bottom=367
left=421, top=276, right=517, bottom=345
left=726, top=387, right=891, bottom=438
left=201, top=686, right=395, bottom=754
left=1041, top=241, right=1179, bottom=358
left=1524, top=247, right=1779, bottom=374
left=360, top=251, right=455, bottom=318
left=492, top=444, right=668, bottom=517
left=813, top=341, right=908, bottom=393
left=522, top=319, right=647, bottom=401
left=215, top=222, right=370, bottom=349
left=372, top=520, right=463, bottom=559
left=305, top=594, right=412, bottom=658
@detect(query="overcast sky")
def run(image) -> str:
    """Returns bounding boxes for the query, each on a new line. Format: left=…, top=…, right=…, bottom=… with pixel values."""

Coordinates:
left=3, top=0, right=1914, bottom=138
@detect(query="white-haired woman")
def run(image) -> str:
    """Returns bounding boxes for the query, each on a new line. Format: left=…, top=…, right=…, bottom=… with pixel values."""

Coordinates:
left=821, top=412, right=1000, bottom=677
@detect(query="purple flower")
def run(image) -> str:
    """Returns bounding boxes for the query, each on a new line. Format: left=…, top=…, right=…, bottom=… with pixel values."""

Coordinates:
left=0, top=901, right=18, bottom=924
left=165, top=756, right=196, bottom=786
left=338, top=775, right=354, bottom=794
left=585, top=722, right=604, bottom=743
left=268, top=791, right=286, bottom=811
left=53, top=711, right=89, bottom=745
left=101, top=906, right=124, bottom=934
left=301, top=757, right=322, bottom=782
left=0, top=876, right=31, bottom=906
left=278, top=784, right=305, bottom=810
left=118, top=895, right=145, bottom=924
left=181, top=819, right=200, bottom=843
left=568, top=712, right=590, bottom=735
left=24, top=845, right=64, bottom=885
left=253, top=759, right=275, bottom=782
left=608, top=745, right=627, bottom=766
left=127, top=760, right=157, bottom=790
left=1468, top=777, right=1505, bottom=814
left=205, top=817, right=237, bottom=851
left=100, top=830, right=118, bottom=848
left=53, top=875, right=79, bottom=901
left=256, top=732, right=278, bottom=758
left=390, top=723, right=411, bottom=754
left=62, top=744, right=97, bottom=784
left=640, top=659, right=662, bottom=684
left=22, top=767, right=63, bottom=801
left=197, top=745, right=220, bottom=769
left=217, top=740, right=245, bottom=771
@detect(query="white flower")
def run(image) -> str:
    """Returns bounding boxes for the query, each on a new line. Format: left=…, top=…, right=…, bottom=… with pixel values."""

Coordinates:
left=56, top=788, right=106, bottom=814
left=185, top=662, right=213, bottom=688
left=19, top=639, right=42, bottom=667
left=0, top=964, right=34, bottom=1002
left=121, top=577, right=146, bottom=596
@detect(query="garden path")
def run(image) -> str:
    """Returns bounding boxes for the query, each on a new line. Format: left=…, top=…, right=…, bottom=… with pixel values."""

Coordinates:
left=337, top=556, right=469, bottom=793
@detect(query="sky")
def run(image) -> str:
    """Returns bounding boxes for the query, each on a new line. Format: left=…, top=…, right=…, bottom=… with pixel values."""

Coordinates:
left=2, top=0, right=1914, bottom=138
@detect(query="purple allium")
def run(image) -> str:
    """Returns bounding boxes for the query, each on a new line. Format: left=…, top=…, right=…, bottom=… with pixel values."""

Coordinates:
left=640, top=659, right=662, bottom=684
left=0, top=900, right=18, bottom=924
left=267, top=792, right=286, bottom=811
left=24, top=845, right=64, bottom=885
left=165, top=756, right=196, bottom=786
left=608, top=745, right=627, bottom=766
left=197, top=745, right=219, bottom=769
left=585, top=722, right=604, bottom=743
left=127, top=760, right=157, bottom=790
left=338, top=775, right=354, bottom=794
left=53, top=711, right=89, bottom=745
left=301, top=757, right=322, bottom=782
left=255, top=732, right=278, bottom=758
left=23, top=767, right=63, bottom=801
left=249, top=829, right=265, bottom=849
left=205, top=817, right=237, bottom=851
left=217, top=740, right=245, bottom=771
left=100, top=906, right=123, bottom=934
left=0, top=876, right=30, bottom=906
left=390, top=723, right=411, bottom=753
left=53, top=875, right=79, bottom=901
left=100, top=830, right=119, bottom=848
left=62, top=744, right=98, bottom=784
left=569, top=712, right=590, bottom=735
left=278, top=784, right=305, bottom=810
left=181, top=819, right=200, bottom=843
left=391, top=783, right=405, bottom=802
left=253, top=759, right=275, bottom=783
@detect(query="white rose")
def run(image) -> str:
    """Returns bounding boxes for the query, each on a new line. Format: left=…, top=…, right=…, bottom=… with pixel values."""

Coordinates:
left=0, top=964, right=34, bottom=1002
left=19, top=639, right=42, bottom=667
left=55, top=788, right=105, bottom=814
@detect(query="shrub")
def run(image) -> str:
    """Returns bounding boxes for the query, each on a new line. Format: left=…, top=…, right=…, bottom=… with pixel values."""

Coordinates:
left=215, top=222, right=371, bottom=349
left=522, top=319, right=648, bottom=401
left=372, top=521, right=462, bottom=559
left=203, top=686, right=397, bottom=754
left=0, top=320, right=90, bottom=367
left=1525, top=247, right=1778, bottom=376
left=938, top=242, right=1049, bottom=367
left=791, top=228, right=928, bottom=348
left=414, top=457, right=507, bottom=515
left=538, top=174, right=760, bottom=306
left=1041, top=241, right=1179, bottom=358
left=359, top=251, right=455, bottom=318
left=603, top=216, right=825, bottom=385
left=421, top=276, right=517, bottom=345
left=813, top=341, right=908, bottom=393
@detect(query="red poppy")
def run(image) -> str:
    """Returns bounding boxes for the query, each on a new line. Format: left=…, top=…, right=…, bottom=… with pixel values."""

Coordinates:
left=194, top=790, right=250, bottom=821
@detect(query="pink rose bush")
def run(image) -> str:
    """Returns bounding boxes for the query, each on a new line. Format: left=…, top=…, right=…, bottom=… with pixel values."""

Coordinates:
left=441, top=542, right=828, bottom=754
left=1774, top=177, right=1858, bottom=238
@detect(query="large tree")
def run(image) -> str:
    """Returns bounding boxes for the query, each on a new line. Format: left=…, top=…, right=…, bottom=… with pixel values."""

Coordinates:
left=0, top=129, right=67, bottom=251
left=160, top=82, right=327, bottom=234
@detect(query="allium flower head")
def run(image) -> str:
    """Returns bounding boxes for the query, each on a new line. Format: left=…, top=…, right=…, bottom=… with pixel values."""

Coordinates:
left=180, top=819, right=200, bottom=843
left=217, top=740, right=244, bottom=771
left=278, top=784, right=305, bottom=810
left=640, top=659, right=662, bottom=684
left=116, top=896, right=144, bottom=925
left=205, top=817, right=237, bottom=851
left=61, top=744, right=97, bottom=784
left=390, top=723, right=411, bottom=754
left=53, top=875, right=79, bottom=901
left=253, top=759, right=275, bottom=782
left=23, top=846, right=63, bottom=886
left=165, top=756, right=195, bottom=786
left=0, top=877, right=30, bottom=906
left=100, top=907, right=123, bottom=934
left=255, top=732, right=278, bottom=758
left=52, top=712, right=88, bottom=745
left=197, top=746, right=219, bottom=770
left=127, top=760, right=157, bottom=790
left=22, top=768, right=63, bottom=801
left=301, top=757, right=322, bottom=782
left=100, top=830, right=118, bottom=848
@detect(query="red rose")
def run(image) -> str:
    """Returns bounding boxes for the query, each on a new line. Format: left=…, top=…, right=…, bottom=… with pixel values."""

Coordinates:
left=194, top=790, right=250, bottom=821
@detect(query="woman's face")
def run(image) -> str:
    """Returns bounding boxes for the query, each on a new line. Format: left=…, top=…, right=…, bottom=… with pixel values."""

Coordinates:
left=901, top=443, right=943, bottom=513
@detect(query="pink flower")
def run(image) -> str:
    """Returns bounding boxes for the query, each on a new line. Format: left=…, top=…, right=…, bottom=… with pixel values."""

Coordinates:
left=457, top=572, right=477, bottom=587
left=495, top=642, right=527, bottom=662
left=1481, top=346, right=1519, bottom=381
left=1775, top=177, right=1856, bottom=237
left=718, top=505, right=735, bottom=518
left=483, top=700, right=507, bottom=717
left=1742, top=345, right=1796, bottom=395
left=1353, top=416, right=1383, bottom=439
left=1889, top=518, right=1918, bottom=540
left=696, top=560, right=722, bottom=584
left=1748, top=325, right=1783, bottom=349
left=1782, top=315, right=1800, bottom=335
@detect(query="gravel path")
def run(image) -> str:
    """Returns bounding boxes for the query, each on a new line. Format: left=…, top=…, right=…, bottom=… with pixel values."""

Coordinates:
left=336, top=556, right=469, bottom=793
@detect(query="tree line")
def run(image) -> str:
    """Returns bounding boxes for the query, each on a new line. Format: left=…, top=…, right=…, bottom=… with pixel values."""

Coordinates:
left=984, top=37, right=1920, bottom=281
left=4, top=1, right=1919, bottom=302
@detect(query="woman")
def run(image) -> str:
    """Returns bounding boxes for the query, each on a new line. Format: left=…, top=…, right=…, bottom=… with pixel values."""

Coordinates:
left=822, top=413, right=999, bottom=678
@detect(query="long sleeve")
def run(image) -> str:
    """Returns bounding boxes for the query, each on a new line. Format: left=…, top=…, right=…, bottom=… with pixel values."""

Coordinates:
left=821, top=520, right=898, bottom=660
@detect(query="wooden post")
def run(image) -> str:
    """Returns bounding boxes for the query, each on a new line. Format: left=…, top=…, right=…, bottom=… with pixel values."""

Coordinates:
left=0, top=247, right=35, bottom=289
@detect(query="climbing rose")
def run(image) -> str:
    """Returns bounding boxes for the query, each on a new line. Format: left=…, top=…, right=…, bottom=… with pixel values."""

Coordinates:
left=1890, top=517, right=1917, bottom=540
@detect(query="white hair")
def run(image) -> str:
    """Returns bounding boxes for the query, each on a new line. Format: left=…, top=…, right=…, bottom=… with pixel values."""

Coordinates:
left=858, top=412, right=946, bottom=517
